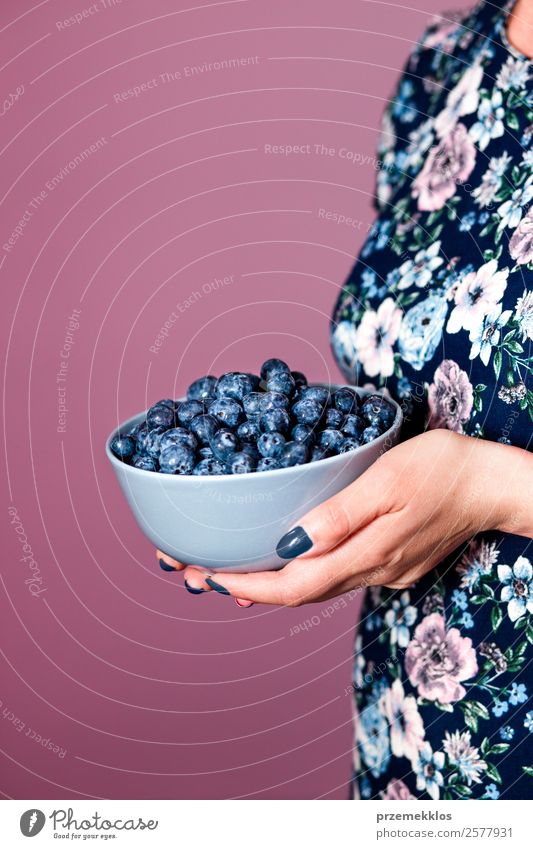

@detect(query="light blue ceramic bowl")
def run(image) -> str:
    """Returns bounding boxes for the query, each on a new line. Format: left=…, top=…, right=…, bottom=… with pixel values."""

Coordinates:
left=105, top=386, right=402, bottom=572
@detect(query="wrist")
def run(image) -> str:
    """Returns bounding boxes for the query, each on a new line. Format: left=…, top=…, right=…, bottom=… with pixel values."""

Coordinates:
left=477, top=439, right=533, bottom=538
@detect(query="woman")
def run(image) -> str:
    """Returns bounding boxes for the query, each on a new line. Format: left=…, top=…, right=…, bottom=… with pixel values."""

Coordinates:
left=158, top=0, right=533, bottom=799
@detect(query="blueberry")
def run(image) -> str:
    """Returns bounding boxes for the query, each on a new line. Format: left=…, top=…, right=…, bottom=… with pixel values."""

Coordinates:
left=325, top=408, right=344, bottom=429
left=237, top=419, right=261, bottom=443
left=146, top=403, right=175, bottom=429
left=193, top=458, right=226, bottom=475
left=339, top=437, right=362, bottom=453
left=266, top=371, right=295, bottom=396
left=242, top=392, right=263, bottom=417
left=176, top=399, right=205, bottom=426
left=291, top=371, right=308, bottom=389
left=198, top=446, right=214, bottom=459
left=110, top=434, right=136, bottom=460
left=159, top=427, right=197, bottom=453
left=134, top=423, right=149, bottom=452
left=240, top=442, right=261, bottom=461
left=260, top=358, right=290, bottom=381
left=291, top=423, right=315, bottom=445
left=137, top=427, right=166, bottom=458
left=210, top=429, right=240, bottom=462
left=333, top=387, right=358, bottom=414
left=157, top=398, right=176, bottom=410
left=341, top=414, right=366, bottom=439
left=361, top=395, right=395, bottom=429
left=226, top=451, right=256, bottom=474
left=187, top=375, right=218, bottom=401
left=311, top=445, right=335, bottom=462
left=259, top=391, right=289, bottom=412
left=189, top=413, right=219, bottom=445
left=208, top=398, right=244, bottom=428
left=257, top=457, right=282, bottom=472
left=127, top=422, right=144, bottom=439
left=245, top=373, right=261, bottom=392
left=317, top=428, right=344, bottom=453
left=257, top=432, right=285, bottom=458
left=300, top=385, right=330, bottom=406
left=159, top=444, right=196, bottom=475
left=215, top=372, right=255, bottom=401
left=131, top=453, right=158, bottom=471
left=292, top=398, right=323, bottom=426
left=259, top=408, right=291, bottom=434
left=279, top=441, right=308, bottom=467
left=361, top=425, right=381, bottom=444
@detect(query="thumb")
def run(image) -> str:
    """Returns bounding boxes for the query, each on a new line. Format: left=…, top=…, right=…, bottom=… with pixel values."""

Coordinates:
left=275, top=457, right=395, bottom=561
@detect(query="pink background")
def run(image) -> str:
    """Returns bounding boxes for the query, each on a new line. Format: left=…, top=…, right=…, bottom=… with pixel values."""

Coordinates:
left=1, top=0, right=470, bottom=800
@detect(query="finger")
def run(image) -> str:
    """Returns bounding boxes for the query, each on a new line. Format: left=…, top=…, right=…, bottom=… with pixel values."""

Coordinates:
left=275, top=457, right=397, bottom=562
left=235, top=598, right=254, bottom=608
left=197, top=553, right=350, bottom=606
left=182, top=565, right=211, bottom=595
left=156, top=549, right=185, bottom=572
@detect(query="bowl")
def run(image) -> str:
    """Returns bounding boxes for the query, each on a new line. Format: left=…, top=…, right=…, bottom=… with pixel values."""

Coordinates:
left=105, top=385, right=402, bottom=572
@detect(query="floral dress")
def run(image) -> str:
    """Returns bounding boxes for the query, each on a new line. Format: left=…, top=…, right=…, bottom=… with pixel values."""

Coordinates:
left=331, top=0, right=533, bottom=800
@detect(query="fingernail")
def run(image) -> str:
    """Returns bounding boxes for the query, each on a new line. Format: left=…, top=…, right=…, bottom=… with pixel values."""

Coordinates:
left=184, top=580, right=206, bottom=595
left=276, top=526, right=313, bottom=559
left=205, top=577, right=230, bottom=595
left=159, top=558, right=176, bottom=572
left=235, top=598, right=254, bottom=608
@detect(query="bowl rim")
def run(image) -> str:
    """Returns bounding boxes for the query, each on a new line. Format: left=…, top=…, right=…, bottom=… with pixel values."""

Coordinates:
left=105, top=384, right=403, bottom=483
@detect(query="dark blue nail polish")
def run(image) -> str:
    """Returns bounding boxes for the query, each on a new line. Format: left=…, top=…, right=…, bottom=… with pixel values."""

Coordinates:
left=276, top=526, right=313, bottom=559
left=206, top=577, right=230, bottom=595
left=184, top=580, right=206, bottom=595
left=159, top=558, right=175, bottom=572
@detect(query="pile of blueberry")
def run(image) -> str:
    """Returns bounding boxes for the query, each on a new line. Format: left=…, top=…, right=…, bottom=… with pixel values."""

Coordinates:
left=110, top=359, right=396, bottom=475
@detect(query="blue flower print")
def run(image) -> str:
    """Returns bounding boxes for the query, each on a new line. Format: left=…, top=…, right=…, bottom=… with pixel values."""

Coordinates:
left=384, top=591, right=417, bottom=647
left=497, top=175, right=533, bottom=231
left=509, top=683, right=527, bottom=706
left=459, top=211, right=476, bottom=232
left=468, top=302, right=512, bottom=366
left=414, top=744, right=445, bottom=800
left=524, top=712, right=533, bottom=732
left=398, top=294, right=448, bottom=371
left=497, top=556, right=533, bottom=622
left=492, top=699, right=509, bottom=717
left=396, top=376, right=413, bottom=398
left=452, top=589, right=468, bottom=610
left=361, top=268, right=378, bottom=297
left=500, top=726, right=514, bottom=741
left=397, top=241, right=444, bottom=290
left=392, top=79, right=418, bottom=123
left=356, top=702, right=391, bottom=778
left=482, top=783, right=500, bottom=799
left=469, top=91, right=505, bottom=151
left=461, top=611, right=474, bottom=629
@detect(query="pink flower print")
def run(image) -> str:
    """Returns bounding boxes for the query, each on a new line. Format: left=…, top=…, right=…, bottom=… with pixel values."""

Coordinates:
left=427, top=359, right=473, bottom=433
left=412, top=123, right=476, bottom=212
left=405, top=612, right=478, bottom=704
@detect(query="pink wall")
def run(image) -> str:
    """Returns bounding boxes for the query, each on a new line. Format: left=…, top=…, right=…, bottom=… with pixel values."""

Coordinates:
left=1, top=0, right=470, bottom=800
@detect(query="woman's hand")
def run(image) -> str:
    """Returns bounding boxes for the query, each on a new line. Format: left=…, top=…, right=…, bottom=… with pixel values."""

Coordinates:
left=174, top=429, right=532, bottom=606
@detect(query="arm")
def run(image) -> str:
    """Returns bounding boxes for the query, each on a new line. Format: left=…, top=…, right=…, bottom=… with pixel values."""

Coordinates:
left=174, top=430, right=533, bottom=605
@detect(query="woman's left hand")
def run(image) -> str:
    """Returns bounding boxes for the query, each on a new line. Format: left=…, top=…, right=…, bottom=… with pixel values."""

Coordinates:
left=181, top=429, right=525, bottom=606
